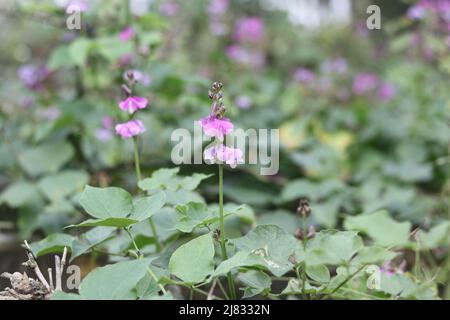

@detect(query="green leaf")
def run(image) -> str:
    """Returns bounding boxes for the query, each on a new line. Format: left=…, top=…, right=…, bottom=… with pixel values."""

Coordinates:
left=71, top=227, right=115, bottom=261
left=67, top=217, right=138, bottom=228
left=79, top=259, right=152, bottom=300
left=0, top=181, right=43, bottom=207
left=129, top=191, right=166, bottom=221
left=69, top=37, right=93, bottom=66
left=280, top=179, right=345, bottom=203
left=351, top=246, right=398, bottom=266
left=37, top=170, right=89, bottom=201
left=344, top=210, right=412, bottom=247
left=306, top=264, right=330, bottom=283
left=29, top=233, right=74, bottom=257
left=231, top=225, right=299, bottom=276
left=138, top=168, right=211, bottom=193
left=178, top=173, right=213, bottom=190
left=18, top=142, right=74, bottom=177
left=213, top=251, right=265, bottom=277
left=138, top=168, right=180, bottom=192
left=239, top=270, right=272, bottom=298
left=175, top=202, right=212, bottom=233
left=97, top=36, right=133, bottom=62
left=169, top=233, right=215, bottom=283
left=164, top=189, right=205, bottom=206
left=47, top=46, right=76, bottom=70
left=79, top=186, right=133, bottom=219
left=420, top=221, right=450, bottom=249
left=299, top=230, right=364, bottom=266
left=257, top=210, right=301, bottom=234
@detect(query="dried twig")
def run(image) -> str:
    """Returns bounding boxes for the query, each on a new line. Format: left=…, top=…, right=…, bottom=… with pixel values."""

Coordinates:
left=0, top=241, right=69, bottom=300
left=22, top=240, right=51, bottom=292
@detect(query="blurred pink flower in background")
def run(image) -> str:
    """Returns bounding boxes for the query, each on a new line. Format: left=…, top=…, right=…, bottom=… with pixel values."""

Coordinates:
left=235, top=95, right=252, bottom=109
left=119, top=26, right=135, bottom=42
left=378, top=83, right=396, bottom=102
left=62, top=0, right=89, bottom=12
left=118, top=53, right=133, bottom=67
left=161, top=1, right=179, bottom=16
left=18, top=65, right=50, bottom=91
left=225, top=44, right=265, bottom=67
left=115, top=119, right=146, bottom=138
left=408, top=4, right=426, bottom=20
left=293, top=67, right=316, bottom=84
left=208, top=0, right=229, bottom=36
left=352, top=73, right=379, bottom=95
left=123, top=70, right=152, bottom=86
left=234, top=17, right=264, bottom=43
left=119, top=96, right=149, bottom=114
left=321, top=58, right=348, bottom=75
left=208, top=0, right=229, bottom=15
left=204, top=144, right=243, bottom=168
left=199, top=116, right=233, bottom=140
left=102, top=116, right=114, bottom=129
left=96, top=116, right=114, bottom=142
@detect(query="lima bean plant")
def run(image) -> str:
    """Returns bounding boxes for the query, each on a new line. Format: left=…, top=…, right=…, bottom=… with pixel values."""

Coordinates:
left=2, top=81, right=441, bottom=301
left=0, top=0, right=449, bottom=300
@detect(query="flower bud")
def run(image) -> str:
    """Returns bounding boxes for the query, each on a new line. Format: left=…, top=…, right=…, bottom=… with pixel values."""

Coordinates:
left=296, top=199, right=311, bottom=218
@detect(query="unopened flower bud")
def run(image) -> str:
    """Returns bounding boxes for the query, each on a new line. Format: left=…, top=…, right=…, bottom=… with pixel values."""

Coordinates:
left=296, top=199, right=311, bottom=218
left=213, top=229, right=221, bottom=241
left=295, top=228, right=303, bottom=240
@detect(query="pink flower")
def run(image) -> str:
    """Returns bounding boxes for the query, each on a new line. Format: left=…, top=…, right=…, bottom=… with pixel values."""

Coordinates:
left=208, top=0, right=229, bottom=16
left=225, top=44, right=265, bottom=67
left=96, top=116, right=114, bottom=141
left=204, top=144, right=243, bottom=168
left=161, top=1, right=179, bottom=16
left=235, top=95, right=252, bottom=109
left=234, top=17, right=264, bottom=43
left=119, top=26, right=135, bottom=42
left=123, top=70, right=152, bottom=86
left=378, top=83, right=396, bottom=102
left=115, top=119, right=146, bottom=139
left=66, top=0, right=89, bottom=12
left=293, top=68, right=316, bottom=84
left=118, top=53, right=133, bottom=67
left=352, top=73, right=379, bottom=95
left=119, top=96, right=148, bottom=114
left=321, top=58, right=348, bottom=75
left=199, top=116, right=234, bottom=140
left=407, top=5, right=426, bottom=20
left=18, top=65, right=49, bottom=91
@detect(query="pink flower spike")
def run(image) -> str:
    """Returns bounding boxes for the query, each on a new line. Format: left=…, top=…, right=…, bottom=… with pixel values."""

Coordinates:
left=119, top=26, right=135, bottom=42
left=199, top=116, right=233, bottom=140
left=115, top=119, right=146, bottom=139
left=119, top=96, right=148, bottom=114
left=204, top=144, right=243, bottom=168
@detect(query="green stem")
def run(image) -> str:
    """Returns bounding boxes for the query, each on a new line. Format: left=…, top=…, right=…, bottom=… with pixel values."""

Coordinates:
left=218, top=164, right=236, bottom=300
left=301, top=215, right=308, bottom=300
left=133, top=136, right=142, bottom=182
left=124, top=227, right=167, bottom=295
left=216, top=278, right=230, bottom=300
left=415, top=240, right=421, bottom=278
left=320, top=264, right=367, bottom=300
left=133, top=136, right=161, bottom=252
